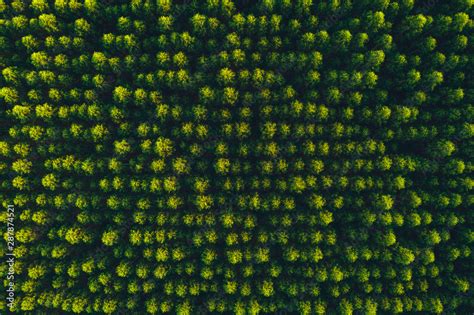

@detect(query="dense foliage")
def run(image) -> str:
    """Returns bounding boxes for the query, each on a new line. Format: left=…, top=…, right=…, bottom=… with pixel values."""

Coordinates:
left=0, top=0, right=473, bottom=314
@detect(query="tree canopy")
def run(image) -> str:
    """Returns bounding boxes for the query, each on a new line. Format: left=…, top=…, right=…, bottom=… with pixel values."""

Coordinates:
left=0, top=0, right=472, bottom=314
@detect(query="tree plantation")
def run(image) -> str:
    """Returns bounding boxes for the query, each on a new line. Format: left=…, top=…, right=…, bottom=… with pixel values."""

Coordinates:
left=0, top=0, right=473, bottom=314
